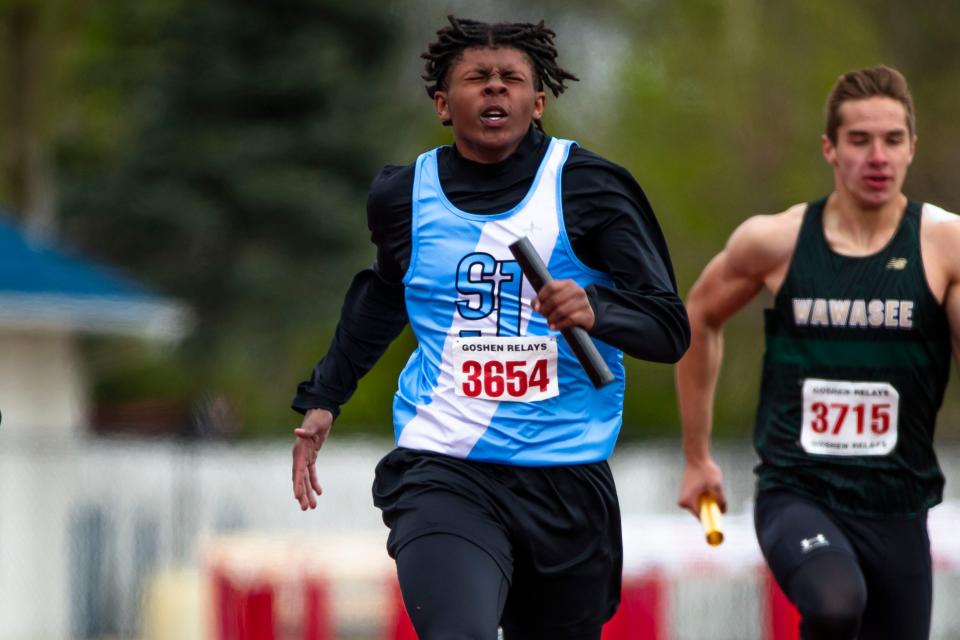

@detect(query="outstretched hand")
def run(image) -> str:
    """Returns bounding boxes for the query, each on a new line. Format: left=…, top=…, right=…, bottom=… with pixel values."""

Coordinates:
left=532, top=279, right=595, bottom=332
left=677, top=457, right=727, bottom=518
left=292, top=408, right=334, bottom=511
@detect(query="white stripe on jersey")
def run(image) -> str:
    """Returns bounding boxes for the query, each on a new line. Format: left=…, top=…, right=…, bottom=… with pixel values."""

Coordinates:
left=397, top=140, right=567, bottom=456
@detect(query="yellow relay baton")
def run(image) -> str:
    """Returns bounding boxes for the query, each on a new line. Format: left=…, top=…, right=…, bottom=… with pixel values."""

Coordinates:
left=699, top=494, right=724, bottom=546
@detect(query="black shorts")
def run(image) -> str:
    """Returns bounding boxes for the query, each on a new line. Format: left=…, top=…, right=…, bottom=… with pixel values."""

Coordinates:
left=372, top=447, right=623, bottom=632
left=755, top=490, right=932, bottom=638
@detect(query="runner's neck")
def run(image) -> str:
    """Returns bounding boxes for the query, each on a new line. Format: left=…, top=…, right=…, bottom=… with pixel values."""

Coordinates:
left=822, top=191, right=907, bottom=256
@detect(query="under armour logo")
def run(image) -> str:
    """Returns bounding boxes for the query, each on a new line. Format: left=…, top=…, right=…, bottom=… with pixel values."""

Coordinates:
left=800, top=533, right=830, bottom=553
left=886, top=257, right=908, bottom=270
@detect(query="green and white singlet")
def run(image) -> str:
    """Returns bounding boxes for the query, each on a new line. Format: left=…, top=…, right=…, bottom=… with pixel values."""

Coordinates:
left=754, top=197, right=952, bottom=518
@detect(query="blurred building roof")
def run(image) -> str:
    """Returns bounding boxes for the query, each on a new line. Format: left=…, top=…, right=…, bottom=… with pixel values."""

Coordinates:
left=0, top=210, right=189, bottom=339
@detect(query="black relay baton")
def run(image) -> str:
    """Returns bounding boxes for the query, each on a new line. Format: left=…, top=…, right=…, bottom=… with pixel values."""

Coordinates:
left=509, top=237, right=615, bottom=389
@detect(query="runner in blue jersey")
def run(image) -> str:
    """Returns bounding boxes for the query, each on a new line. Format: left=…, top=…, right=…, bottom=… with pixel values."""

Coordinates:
left=676, top=67, right=960, bottom=639
left=291, top=16, right=690, bottom=639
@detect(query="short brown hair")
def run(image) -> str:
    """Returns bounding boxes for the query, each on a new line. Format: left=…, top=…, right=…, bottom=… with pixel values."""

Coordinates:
left=824, top=66, right=915, bottom=144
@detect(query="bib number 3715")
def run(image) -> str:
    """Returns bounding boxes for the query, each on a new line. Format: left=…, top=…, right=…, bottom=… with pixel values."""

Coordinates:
left=452, top=336, right=559, bottom=402
left=800, top=379, right=899, bottom=456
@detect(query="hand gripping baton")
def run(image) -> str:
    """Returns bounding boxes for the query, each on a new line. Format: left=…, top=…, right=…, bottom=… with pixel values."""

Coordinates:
left=508, top=237, right=614, bottom=389
left=698, top=494, right=724, bottom=546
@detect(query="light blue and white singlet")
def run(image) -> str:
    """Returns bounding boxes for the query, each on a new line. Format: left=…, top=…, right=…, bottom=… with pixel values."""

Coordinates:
left=394, top=137, right=626, bottom=465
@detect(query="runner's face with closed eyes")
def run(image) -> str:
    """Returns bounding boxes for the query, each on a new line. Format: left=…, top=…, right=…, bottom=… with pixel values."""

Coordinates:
left=434, top=46, right=546, bottom=164
left=822, top=97, right=916, bottom=211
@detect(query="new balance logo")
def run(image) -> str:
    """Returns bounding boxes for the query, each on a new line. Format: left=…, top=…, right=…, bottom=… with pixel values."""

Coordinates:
left=886, top=257, right=908, bottom=270
left=800, top=533, right=830, bottom=553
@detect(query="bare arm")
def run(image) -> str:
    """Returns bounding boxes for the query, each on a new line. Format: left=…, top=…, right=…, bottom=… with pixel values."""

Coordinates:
left=943, top=227, right=960, bottom=366
left=948, top=284, right=960, bottom=368
left=935, top=215, right=960, bottom=367
left=675, top=210, right=800, bottom=517
left=920, top=207, right=960, bottom=367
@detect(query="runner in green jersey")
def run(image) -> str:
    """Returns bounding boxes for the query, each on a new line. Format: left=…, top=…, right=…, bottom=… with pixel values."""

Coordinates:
left=676, top=66, right=960, bottom=639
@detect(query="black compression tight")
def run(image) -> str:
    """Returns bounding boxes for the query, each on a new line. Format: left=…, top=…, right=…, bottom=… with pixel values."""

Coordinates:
left=395, top=533, right=604, bottom=640
left=787, top=553, right=866, bottom=640
left=500, top=622, right=602, bottom=640
left=396, top=533, right=509, bottom=640
left=756, top=491, right=932, bottom=640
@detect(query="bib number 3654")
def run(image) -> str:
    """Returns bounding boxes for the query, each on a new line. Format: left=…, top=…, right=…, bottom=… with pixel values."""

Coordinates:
left=800, top=379, right=899, bottom=456
left=452, top=336, right=559, bottom=402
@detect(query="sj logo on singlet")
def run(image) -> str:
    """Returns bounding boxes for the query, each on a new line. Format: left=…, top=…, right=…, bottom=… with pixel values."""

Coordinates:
left=452, top=252, right=558, bottom=402
left=455, top=252, right=524, bottom=337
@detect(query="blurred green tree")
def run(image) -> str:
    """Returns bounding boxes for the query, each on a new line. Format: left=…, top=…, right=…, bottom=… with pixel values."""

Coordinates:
left=54, top=0, right=415, bottom=435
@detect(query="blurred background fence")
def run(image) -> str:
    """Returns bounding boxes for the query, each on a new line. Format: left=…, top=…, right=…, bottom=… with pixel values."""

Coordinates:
left=2, top=435, right=960, bottom=639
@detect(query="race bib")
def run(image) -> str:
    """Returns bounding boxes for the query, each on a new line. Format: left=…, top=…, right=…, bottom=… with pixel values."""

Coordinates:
left=452, top=336, right=559, bottom=402
left=800, top=379, right=899, bottom=456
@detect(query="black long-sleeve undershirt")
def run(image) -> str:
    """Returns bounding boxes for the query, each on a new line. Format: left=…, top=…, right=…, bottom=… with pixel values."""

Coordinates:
left=293, top=127, right=689, bottom=416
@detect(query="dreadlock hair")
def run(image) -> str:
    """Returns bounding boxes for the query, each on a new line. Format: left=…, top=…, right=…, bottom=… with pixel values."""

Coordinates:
left=421, top=16, right=579, bottom=130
